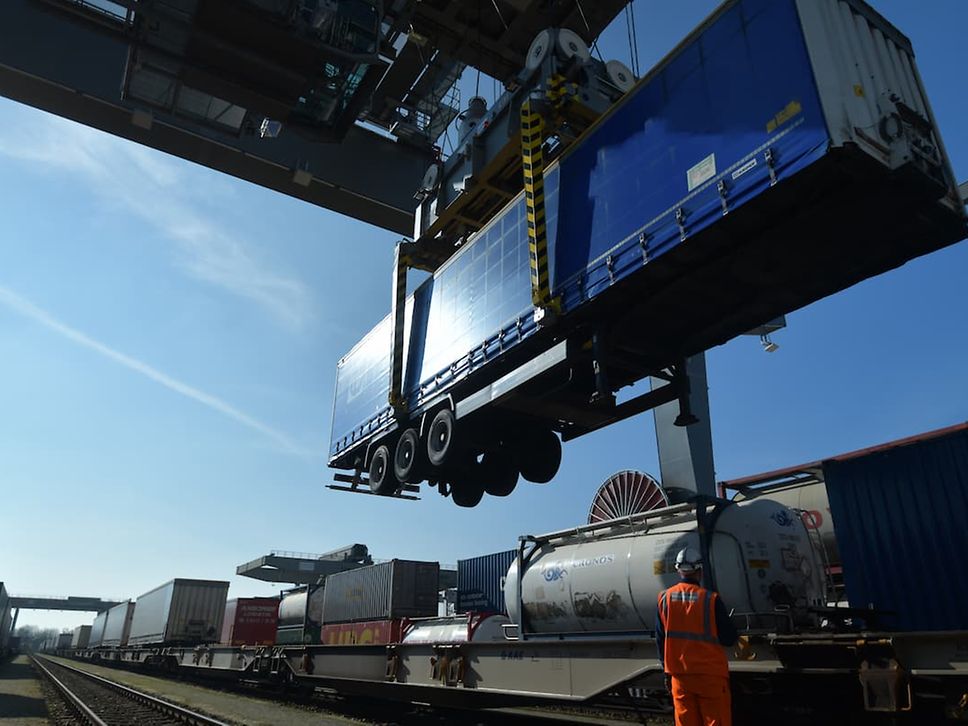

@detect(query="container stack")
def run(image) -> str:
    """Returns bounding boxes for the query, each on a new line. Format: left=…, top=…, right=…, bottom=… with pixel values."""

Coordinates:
left=320, top=560, right=439, bottom=645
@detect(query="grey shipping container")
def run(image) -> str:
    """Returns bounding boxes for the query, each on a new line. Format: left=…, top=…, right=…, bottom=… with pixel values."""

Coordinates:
left=89, top=610, right=108, bottom=647
left=456, top=550, right=515, bottom=615
left=825, top=423, right=968, bottom=632
left=56, top=632, right=72, bottom=650
left=101, top=601, right=135, bottom=647
left=322, top=560, right=439, bottom=624
left=71, top=625, right=91, bottom=649
left=128, top=579, right=229, bottom=646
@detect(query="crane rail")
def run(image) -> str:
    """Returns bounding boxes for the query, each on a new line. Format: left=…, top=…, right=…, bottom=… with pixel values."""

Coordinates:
left=32, top=655, right=231, bottom=726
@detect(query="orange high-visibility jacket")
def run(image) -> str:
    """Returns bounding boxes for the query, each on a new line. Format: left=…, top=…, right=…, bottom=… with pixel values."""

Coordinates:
left=657, top=581, right=729, bottom=677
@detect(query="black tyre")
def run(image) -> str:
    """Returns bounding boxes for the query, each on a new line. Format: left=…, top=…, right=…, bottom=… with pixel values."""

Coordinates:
left=517, top=429, right=562, bottom=484
left=450, top=477, right=485, bottom=508
left=426, top=408, right=458, bottom=467
left=393, top=428, right=425, bottom=483
left=479, top=452, right=519, bottom=497
left=368, top=444, right=398, bottom=495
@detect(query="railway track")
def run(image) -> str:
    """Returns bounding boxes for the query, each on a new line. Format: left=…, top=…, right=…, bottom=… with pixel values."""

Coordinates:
left=32, top=656, right=231, bottom=726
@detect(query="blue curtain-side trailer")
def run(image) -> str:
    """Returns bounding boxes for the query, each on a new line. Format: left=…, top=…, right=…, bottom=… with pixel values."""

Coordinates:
left=328, top=0, right=966, bottom=506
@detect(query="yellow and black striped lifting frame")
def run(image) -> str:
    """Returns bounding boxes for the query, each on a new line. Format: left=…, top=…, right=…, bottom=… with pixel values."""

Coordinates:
left=520, top=74, right=575, bottom=316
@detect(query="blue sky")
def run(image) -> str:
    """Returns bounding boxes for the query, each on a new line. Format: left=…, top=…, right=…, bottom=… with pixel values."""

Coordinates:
left=2, top=1, right=965, bottom=632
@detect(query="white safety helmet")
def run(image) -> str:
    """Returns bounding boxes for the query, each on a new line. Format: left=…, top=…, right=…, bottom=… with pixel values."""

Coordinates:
left=675, top=546, right=703, bottom=574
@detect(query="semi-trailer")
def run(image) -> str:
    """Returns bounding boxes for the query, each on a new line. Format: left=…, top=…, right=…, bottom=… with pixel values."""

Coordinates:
left=327, top=0, right=966, bottom=507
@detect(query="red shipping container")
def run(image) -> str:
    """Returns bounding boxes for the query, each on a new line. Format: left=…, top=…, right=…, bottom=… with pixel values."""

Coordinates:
left=220, top=597, right=279, bottom=646
left=321, top=619, right=406, bottom=646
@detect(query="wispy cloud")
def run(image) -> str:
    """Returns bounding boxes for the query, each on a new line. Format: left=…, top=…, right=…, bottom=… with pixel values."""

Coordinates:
left=0, top=107, right=313, bottom=331
left=0, top=285, right=316, bottom=458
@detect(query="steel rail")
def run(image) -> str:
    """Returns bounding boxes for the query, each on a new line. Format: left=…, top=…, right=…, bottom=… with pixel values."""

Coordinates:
left=32, top=655, right=108, bottom=726
left=34, top=655, right=232, bottom=726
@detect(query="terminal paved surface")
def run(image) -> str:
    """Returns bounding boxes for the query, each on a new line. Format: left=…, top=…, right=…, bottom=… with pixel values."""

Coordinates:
left=0, top=655, right=49, bottom=725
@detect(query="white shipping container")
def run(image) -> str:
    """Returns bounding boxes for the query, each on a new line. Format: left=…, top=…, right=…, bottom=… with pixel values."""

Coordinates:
left=101, top=601, right=135, bottom=647
left=128, top=579, right=229, bottom=646
left=797, top=0, right=961, bottom=206
left=70, top=625, right=91, bottom=649
left=89, top=610, right=108, bottom=647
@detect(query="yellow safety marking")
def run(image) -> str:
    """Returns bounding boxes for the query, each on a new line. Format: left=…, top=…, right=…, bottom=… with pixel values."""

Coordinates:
left=521, top=96, right=549, bottom=308
left=766, top=99, right=803, bottom=133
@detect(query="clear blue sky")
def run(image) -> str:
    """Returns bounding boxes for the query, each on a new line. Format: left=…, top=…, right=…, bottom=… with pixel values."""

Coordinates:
left=2, top=1, right=965, bottom=632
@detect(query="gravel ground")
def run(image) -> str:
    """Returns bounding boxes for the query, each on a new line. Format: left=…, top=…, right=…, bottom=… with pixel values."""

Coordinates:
left=42, top=657, right=361, bottom=726
left=0, top=655, right=50, bottom=725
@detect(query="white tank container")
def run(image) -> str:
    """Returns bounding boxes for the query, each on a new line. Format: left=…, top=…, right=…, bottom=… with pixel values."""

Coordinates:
left=505, top=498, right=826, bottom=634
left=402, top=613, right=510, bottom=644
left=734, top=480, right=839, bottom=568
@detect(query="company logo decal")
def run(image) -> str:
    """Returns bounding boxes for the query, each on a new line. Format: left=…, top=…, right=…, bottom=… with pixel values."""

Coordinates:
left=770, top=509, right=796, bottom=527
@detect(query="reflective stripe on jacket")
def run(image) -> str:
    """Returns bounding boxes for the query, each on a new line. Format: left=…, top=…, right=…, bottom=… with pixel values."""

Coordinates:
left=657, top=581, right=729, bottom=677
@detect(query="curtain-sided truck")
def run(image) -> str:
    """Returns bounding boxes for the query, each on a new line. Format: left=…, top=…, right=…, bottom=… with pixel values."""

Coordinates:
left=328, top=0, right=966, bottom=506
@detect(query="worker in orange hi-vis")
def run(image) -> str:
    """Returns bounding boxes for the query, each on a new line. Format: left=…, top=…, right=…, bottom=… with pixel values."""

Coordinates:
left=655, top=546, right=739, bottom=726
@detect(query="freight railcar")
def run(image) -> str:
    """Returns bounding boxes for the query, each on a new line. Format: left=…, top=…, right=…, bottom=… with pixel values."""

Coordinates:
left=328, top=0, right=966, bottom=507
left=69, top=423, right=968, bottom=723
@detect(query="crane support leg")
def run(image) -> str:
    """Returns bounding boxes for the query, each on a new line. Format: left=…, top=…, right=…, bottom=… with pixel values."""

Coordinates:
left=650, top=355, right=716, bottom=498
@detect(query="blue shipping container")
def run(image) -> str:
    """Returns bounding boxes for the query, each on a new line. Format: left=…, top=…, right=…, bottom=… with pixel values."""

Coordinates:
left=824, top=426, right=968, bottom=631
left=456, top=549, right=517, bottom=615
left=330, top=0, right=965, bottom=466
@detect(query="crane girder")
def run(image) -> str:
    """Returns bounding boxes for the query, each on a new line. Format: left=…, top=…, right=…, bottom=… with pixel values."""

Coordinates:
left=0, top=0, right=629, bottom=233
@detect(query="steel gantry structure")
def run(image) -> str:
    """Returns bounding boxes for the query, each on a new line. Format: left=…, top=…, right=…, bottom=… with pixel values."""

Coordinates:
left=0, top=0, right=626, bottom=235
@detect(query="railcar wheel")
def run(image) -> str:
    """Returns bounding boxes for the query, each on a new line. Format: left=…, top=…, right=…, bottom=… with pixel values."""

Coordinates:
left=368, top=444, right=398, bottom=495
left=451, top=477, right=485, bottom=508
left=427, top=408, right=459, bottom=467
left=517, top=429, right=562, bottom=483
left=393, top=428, right=425, bottom=483
left=480, top=452, right=519, bottom=497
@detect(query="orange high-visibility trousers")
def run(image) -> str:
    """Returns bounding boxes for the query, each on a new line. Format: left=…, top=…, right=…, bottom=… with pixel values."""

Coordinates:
left=670, top=673, right=732, bottom=726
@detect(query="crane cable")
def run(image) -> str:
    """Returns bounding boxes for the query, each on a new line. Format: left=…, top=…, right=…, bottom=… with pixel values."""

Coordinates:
left=625, top=1, right=641, bottom=77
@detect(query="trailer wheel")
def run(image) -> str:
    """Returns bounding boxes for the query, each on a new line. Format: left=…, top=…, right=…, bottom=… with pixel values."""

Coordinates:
left=450, top=478, right=485, bottom=508
left=393, top=428, right=425, bottom=483
left=480, top=452, right=519, bottom=497
left=426, top=408, right=458, bottom=467
left=517, top=430, right=562, bottom=484
left=368, top=444, right=398, bottom=495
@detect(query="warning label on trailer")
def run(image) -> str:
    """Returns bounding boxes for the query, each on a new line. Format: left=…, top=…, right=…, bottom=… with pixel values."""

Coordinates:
left=687, top=153, right=717, bottom=191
